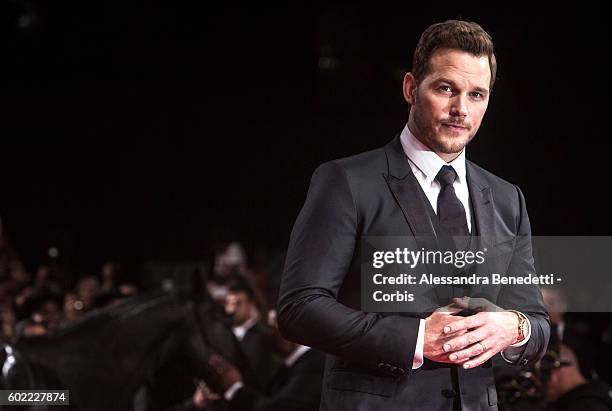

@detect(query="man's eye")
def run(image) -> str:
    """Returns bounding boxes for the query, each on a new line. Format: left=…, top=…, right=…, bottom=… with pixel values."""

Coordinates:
left=438, top=85, right=452, bottom=93
left=470, top=92, right=484, bottom=99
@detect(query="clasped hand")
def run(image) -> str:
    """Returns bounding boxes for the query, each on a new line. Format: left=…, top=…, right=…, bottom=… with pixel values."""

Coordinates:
left=423, top=297, right=520, bottom=369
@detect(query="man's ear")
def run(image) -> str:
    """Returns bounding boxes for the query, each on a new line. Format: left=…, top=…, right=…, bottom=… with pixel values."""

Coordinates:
left=403, top=72, right=418, bottom=105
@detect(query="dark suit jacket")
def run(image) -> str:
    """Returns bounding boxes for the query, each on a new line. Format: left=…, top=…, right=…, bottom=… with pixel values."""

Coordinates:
left=240, top=323, right=277, bottom=389
left=277, top=136, right=550, bottom=410
left=228, top=349, right=325, bottom=411
left=550, top=380, right=612, bottom=411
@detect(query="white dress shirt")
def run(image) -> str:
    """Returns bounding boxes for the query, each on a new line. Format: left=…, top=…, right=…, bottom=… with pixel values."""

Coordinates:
left=231, top=317, right=258, bottom=342
left=399, top=124, right=530, bottom=369
left=400, top=124, right=472, bottom=232
left=284, top=345, right=311, bottom=367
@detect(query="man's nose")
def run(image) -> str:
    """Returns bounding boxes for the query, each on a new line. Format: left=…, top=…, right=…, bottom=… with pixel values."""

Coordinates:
left=449, top=94, right=469, bottom=118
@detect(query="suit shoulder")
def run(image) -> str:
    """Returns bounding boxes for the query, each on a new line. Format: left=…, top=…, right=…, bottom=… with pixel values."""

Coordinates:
left=467, top=161, right=527, bottom=214
left=315, top=146, right=387, bottom=178
left=467, top=160, right=521, bottom=193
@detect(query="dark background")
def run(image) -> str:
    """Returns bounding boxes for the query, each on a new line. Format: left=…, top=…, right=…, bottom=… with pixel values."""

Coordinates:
left=2, top=3, right=610, bottom=278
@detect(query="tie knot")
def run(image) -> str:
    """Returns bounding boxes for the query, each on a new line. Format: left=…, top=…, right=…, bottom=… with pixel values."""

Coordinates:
left=435, top=165, right=457, bottom=187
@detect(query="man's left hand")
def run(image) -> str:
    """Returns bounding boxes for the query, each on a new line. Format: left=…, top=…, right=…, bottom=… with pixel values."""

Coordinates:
left=209, top=354, right=242, bottom=391
left=441, top=297, right=520, bottom=369
left=193, top=382, right=220, bottom=409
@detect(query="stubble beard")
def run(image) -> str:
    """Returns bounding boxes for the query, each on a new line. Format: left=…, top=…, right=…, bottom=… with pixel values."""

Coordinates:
left=411, top=105, right=476, bottom=155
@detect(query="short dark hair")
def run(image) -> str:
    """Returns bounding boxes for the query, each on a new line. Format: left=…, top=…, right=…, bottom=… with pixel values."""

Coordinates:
left=412, top=20, right=497, bottom=90
left=228, top=283, right=255, bottom=302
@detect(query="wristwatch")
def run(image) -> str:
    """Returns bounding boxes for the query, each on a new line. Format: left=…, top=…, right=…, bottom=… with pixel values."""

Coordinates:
left=508, top=310, right=528, bottom=343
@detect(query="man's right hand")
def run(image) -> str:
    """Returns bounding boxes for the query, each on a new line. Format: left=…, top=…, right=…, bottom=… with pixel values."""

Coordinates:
left=423, top=303, right=468, bottom=364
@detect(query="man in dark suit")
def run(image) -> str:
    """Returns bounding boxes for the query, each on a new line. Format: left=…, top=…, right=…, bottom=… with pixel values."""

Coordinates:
left=225, top=284, right=276, bottom=389
left=204, top=310, right=325, bottom=411
left=546, top=344, right=612, bottom=410
left=277, top=20, right=550, bottom=410
left=209, top=346, right=325, bottom=411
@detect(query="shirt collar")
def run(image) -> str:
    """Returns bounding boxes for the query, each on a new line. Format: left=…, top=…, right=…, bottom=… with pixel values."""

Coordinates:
left=284, top=345, right=311, bottom=368
left=232, top=316, right=258, bottom=341
left=399, top=124, right=467, bottom=185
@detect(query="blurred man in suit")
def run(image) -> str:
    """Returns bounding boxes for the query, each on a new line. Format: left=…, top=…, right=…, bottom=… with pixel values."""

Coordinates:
left=225, top=284, right=276, bottom=389
left=546, top=344, right=612, bottom=410
left=206, top=310, right=325, bottom=411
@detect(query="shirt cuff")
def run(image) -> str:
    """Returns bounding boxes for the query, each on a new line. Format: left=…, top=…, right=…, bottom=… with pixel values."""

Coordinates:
left=412, top=319, right=425, bottom=369
left=224, top=381, right=244, bottom=401
left=501, top=313, right=531, bottom=363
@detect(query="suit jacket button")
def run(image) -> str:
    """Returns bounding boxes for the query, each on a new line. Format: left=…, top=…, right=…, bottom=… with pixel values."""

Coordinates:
left=441, top=388, right=457, bottom=398
left=377, top=362, right=386, bottom=369
left=392, top=367, right=406, bottom=377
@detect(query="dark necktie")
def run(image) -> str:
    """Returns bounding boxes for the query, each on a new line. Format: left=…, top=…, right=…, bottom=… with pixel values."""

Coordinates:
left=435, top=165, right=469, bottom=237
left=436, top=166, right=472, bottom=365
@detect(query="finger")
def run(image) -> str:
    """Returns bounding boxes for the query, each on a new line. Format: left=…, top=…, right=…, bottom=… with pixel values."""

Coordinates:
left=442, top=328, right=489, bottom=353
left=451, top=296, right=470, bottom=309
left=447, top=340, right=487, bottom=362
left=459, top=336, right=499, bottom=368
left=443, top=312, right=487, bottom=334
left=436, top=303, right=464, bottom=314
left=461, top=344, right=497, bottom=369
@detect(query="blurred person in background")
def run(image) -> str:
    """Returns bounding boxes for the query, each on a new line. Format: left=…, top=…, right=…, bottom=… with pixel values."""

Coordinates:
left=545, top=344, right=612, bottom=410
left=91, top=261, right=138, bottom=309
left=208, top=242, right=267, bottom=311
left=541, top=286, right=608, bottom=382
left=0, top=227, right=30, bottom=300
left=33, top=264, right=63, bottom=295
left=75, top=274, right=100, bottom=310
left=225, top=283, right=276, bottom=389
left=14, top=290, right=63, bottom=339
left=0, top=302, right=16, bottom=342
left=100, top=261, right=118, bottom=293
left=63, top=292, right=83, bottom=323
left=202, top=309, right=325, bottom=411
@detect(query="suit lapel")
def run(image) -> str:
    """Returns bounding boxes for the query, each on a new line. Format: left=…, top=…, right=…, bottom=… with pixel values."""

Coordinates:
left=467, top=161, right=494, bottom=240
left=383, top=136, right=449, bottom=305
left=466, top=162, right=495, bottom=299
left=384, top=136, right=437, bottom=240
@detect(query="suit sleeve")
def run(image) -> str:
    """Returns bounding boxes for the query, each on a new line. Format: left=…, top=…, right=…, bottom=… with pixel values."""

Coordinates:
left=277, top=161, right=420, bottom=371
left=228, top=376, right=318, bottom=411
left=497, top=185, right=551, bottom=367
left=228, top=357, right=323, bottom=411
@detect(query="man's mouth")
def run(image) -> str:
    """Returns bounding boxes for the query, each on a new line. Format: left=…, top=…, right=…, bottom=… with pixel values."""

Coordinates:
left=442, top=123, right=468, bottom=132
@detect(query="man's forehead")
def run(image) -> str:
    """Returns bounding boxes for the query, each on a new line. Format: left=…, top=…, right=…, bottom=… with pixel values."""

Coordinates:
left=228, top=291, right=249, bottom=300
left=427, top=49, right=491, bottom=89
